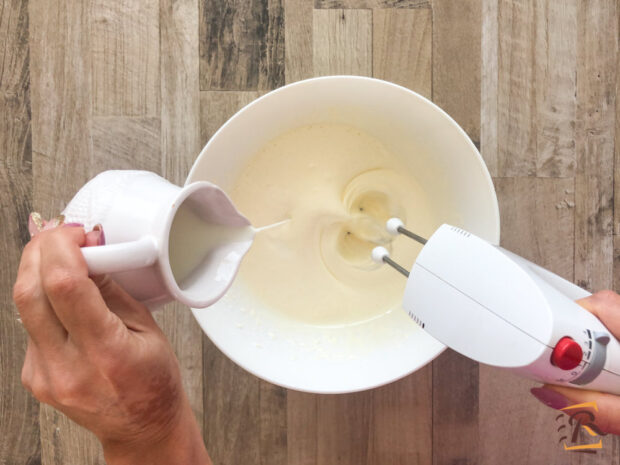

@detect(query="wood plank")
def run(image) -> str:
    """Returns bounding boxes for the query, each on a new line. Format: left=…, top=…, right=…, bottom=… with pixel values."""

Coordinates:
left=482, top=178, right=574, bottom=465
left=534, top=0, right=577, bottom=177
left=497, top=0, right=577, bottom=177
left=373, top=8, right=432, bottom=98
left=199, top=91, right=263, bottom=147
left=287, top=391, right=318, bottom=465
left=29, top=0, right=105, bottom=462
left=316, top=393, right=372, bottom=464
left=574, top=0, right=616, bottom=294
left=199, top=0, right=285, bottom=91
left=203, top=338, right=259, bottom=465
left=572, top=2, right=620, bottom=456
left=480, top=0, right=498, bottom=176
left=315, top=0, right=429, bottom=8
left=0, top=0, right=40, bottom=462
left=288, top=8, right=434, bottom=464
left=29, top=0, right=94, bottom=214
left=284, top=0, right=313, bottom=83
left=199, top=90, right=287, bottom=465
left=497, top=0, right=536, bottom=176
left=92, top=117, right=161, bottom=172
left=494, top=178, right=575, bottom=280
left=259, top=381, right=288, bottom=465
left=432, top=0, right=482, bottom=145
left=160, top=0, right=205, bottom=440
left=368, top=369, right=432, bottom=465
left=480, top=177, right=602, bottom=465
left=313, top=9, right=372, bottom=77
left=431, top=3, right=482, bottom=464
left=160, top=0, right=201, bottom=184
left=91, top=0, right=160, bottom=116
left=615, top=236, right=620, bottom=293
left=371, top=7, right=433, bottom=464
left=432, top=351, right=479, bottom=465
left=615, top=19, right=620, bottom=293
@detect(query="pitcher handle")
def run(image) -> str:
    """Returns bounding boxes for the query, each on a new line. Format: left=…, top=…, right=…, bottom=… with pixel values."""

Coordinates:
left=81, top=236, right=159, bottom=275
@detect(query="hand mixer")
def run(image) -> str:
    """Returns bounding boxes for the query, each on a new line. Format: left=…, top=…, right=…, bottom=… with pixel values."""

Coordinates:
left=372, top=219, right=620, bottom=395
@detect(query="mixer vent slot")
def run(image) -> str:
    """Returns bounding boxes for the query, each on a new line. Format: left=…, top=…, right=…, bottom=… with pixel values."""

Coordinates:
left=450, top=226, right=471, bottom=238
left=407, top=310, right=426, bottom=329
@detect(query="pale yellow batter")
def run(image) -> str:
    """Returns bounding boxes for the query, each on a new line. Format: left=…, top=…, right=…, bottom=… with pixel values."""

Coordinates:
left=231, top=124, right=436, bottom=326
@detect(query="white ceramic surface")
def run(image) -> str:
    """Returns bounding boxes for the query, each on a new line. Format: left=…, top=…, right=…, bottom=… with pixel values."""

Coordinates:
left=187, top=76, right=500, bottom=393
left=63, top=170, right=253, bottom=308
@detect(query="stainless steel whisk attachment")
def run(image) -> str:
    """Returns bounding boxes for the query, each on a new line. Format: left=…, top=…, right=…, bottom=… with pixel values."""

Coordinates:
left=371, top=218, right=427, bottom=278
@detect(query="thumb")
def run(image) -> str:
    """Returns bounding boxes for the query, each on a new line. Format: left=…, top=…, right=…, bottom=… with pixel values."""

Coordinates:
left=91, top=274, right=159, bottom=333
left=577, top=290, right=620, bottom=338
left=531, top=384, right=620, bottom=435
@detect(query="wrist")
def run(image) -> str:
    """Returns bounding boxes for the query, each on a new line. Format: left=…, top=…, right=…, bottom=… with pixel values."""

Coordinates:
left=102, top=402, right=211, bottom=465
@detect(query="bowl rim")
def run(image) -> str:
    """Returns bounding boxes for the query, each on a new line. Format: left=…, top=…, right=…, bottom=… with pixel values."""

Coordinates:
left=187, top=75, right=501, bottom=393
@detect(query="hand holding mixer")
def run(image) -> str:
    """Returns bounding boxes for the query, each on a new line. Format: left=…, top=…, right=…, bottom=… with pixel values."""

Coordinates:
left=372, top=218, right=620, bottom=395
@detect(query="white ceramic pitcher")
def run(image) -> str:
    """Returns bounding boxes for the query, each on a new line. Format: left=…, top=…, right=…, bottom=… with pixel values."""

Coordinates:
left=62, top=170, right=254, bottom=308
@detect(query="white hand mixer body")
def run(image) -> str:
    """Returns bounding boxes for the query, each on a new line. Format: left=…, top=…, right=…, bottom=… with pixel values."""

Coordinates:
left=373, top=220, right=620, bottom=395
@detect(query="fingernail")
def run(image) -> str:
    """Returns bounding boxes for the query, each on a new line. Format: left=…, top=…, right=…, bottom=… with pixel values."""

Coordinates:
left=42, top=214, right=65, bottom=231
left=28, top=212, right=43, bottom=237
left=530, top=387, right=571, bottom=410
left=93, top=224, right=106, bottom=246
left=63, top=222, right=84, bottom=228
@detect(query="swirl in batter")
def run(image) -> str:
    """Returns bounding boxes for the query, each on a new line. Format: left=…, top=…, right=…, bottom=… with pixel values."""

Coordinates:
left=231, top=124, right=436, bottom=326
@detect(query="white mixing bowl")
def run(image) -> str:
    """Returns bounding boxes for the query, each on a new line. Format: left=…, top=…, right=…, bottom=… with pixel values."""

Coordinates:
left=187, top=76, right=500, bottom=393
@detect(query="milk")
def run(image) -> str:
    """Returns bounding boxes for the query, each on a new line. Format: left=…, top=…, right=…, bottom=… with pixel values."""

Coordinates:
left=168, top=202, right=252, bottom=287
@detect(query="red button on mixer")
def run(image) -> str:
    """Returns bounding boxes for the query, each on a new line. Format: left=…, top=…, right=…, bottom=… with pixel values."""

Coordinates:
left=551, top=337, right=583, bottom=370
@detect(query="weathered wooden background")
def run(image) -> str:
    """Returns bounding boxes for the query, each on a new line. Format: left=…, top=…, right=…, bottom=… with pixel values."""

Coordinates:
left=2, top=0, right=619, bottom=464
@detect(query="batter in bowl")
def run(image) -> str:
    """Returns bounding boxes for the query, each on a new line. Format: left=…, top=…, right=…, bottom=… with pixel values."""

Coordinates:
left=230, top=123, right=437, bottom=326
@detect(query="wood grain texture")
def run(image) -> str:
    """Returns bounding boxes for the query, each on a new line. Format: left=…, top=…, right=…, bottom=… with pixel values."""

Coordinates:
left=615, top=25, right=620, bottom=293
left=284, top=0, right=313, bottom=83
left=480, top=177, right=608, bottom=465
left=92, top=117, right=161, bottom=172
left=482, top=178, right=575, bottom=465
left=29, top=0, right=105, bottom=462
left=316, top=392, right=373, bottom=464
left=574, top=0, right=616, bottom=294
left=287, top=391, right=318, bottom=465
left=313, top=9, right=372, bottom=76
left=203, top=338, right=288, bottom=465
left=0, top=0, right=39, bottom=463
left=91, top=0, right=160, bottom=116
left=159, top=0, right=205, bottom=437
left=494, top=178, right=575, bottom=279
left=496, top=0, right=536, bottom=176
left=368, top=369, right=432, bottom=464
left=432, top=0, right=482, bottom=144
left=534, top=0, right=577, bottom=178
left=370, top=6, right=432, bottom=464
left=315, top=0, right=430, bottom=8
left=373, top=8, right=432, bottom=98
left=29, top=0, right=94, bottom=215
left=432, top=351, right=479, bottom=465
left=200, top=0, right=285, bottom=91
left=431, top=3, right=481, bottom=464
left=614, top=234, right=620, bottom=292
left=481, top=0, right=498, bottom=176
left=198, top=90, right=287, bottom=465
left=199, top=90, right=263, bottom=146
left=3, top=0, right=620, bottom=463
left=497, top=0, right=578, bottom=177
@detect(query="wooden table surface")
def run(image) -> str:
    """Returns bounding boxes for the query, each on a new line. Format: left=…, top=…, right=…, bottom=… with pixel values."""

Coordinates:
left=2, top=0, right=620, bottom=463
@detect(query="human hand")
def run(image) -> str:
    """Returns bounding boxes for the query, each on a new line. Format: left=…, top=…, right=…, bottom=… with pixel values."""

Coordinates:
left=13, top=223, right=211, bottom=465
left=530, top=290, right=620, bottom=436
